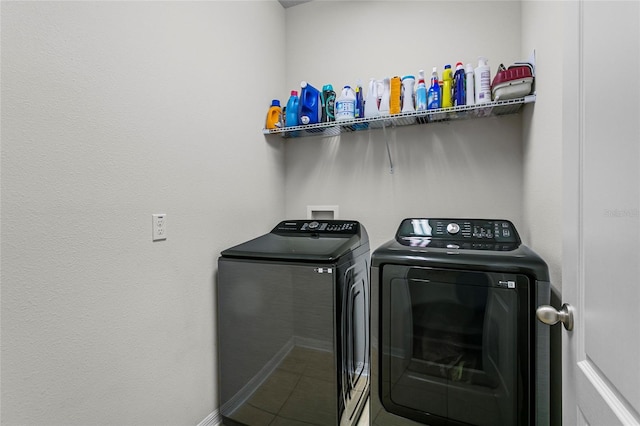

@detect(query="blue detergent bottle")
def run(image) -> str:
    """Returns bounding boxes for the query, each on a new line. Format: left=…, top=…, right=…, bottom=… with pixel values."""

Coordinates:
left=285, top=90, right=300, bottom=127
left=427, top=67, right=441, bottom=109
left=299, top=81, right=321, bottom=125
left=453, top=62, right=466, bottom=106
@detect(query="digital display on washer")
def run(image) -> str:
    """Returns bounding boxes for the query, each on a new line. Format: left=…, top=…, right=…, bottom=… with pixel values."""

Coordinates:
left=395, top=218, right=520, bottom=244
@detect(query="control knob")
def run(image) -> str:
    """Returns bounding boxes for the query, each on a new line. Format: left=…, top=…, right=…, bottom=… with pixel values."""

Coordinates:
left=308, top=221, right=320, bottom=230
left=446, top=222, right=461, bottom=235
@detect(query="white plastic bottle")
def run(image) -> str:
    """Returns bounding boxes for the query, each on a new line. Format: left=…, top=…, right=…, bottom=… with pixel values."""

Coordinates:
left=378, top=77, right=391, bottom=116
left=466, top=64, right=475, bottom=106
left=364, top=78, right=380, bottom=118
left=335, top=85, right=357, bottom=121
left=401, top=75, right=416, bottom=113
left=474, top=57, right=492, bottom=104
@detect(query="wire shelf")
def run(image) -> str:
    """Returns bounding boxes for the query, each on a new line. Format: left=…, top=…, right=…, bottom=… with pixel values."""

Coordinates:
left=263, top=94, right=536, bottom=139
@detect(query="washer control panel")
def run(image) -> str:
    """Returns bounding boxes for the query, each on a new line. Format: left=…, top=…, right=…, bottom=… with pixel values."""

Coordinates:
left=396, top=218, right=520, bottom=243
left=272, top=220, right=359, bottom=235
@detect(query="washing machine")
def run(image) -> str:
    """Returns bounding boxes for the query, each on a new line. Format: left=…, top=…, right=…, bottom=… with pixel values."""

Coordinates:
left=370, top=218, right=559, bottom=426
left=217, top=220, right=370, bottom=426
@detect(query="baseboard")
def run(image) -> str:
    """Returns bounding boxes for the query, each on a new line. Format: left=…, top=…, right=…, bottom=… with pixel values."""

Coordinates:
left=197, top=409, right=221, bottom=426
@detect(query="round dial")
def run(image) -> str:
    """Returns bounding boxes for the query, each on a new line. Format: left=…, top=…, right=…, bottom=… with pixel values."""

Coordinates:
left=308, top=221, right=320, bottom=230
left=446, top=222, right=461, bottom=235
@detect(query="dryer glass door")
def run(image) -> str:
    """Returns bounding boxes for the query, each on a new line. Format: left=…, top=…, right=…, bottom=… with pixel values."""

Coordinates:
left=380, top=266, right=531, bottom=426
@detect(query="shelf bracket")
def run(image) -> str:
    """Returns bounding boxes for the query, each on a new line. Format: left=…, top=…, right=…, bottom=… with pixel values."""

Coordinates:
left=382, top=120, right=394, bottom=174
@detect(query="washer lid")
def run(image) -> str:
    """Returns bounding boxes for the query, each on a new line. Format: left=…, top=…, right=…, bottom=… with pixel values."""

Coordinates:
left=220, top=220, right=368, bottom=262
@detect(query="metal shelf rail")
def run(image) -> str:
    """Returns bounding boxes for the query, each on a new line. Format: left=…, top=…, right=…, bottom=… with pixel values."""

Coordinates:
left=263, top=94, right=536, bottom=139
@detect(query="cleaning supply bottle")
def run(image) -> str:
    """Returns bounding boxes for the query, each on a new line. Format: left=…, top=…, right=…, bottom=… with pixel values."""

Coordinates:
left=401, top=75, right=415, bottom=113
left=442, top=64, right=453, bottom=108
left=474, top=57, right=492, bottom=104
left=379, top=77, right=391, bottom=116
left=453, top=62, right=466, bottom=106
left=427, top=67, right=440, bottom=110
left=415, top=70, right=428, bottom=111
left=265, top=99, right=282, bottom=129
left=335, top=85, right=356, bottom=121
left=389, top=76, right=402, bottom=115
left=321, top=84, right=336, bottom=122
left=466, top=63, right=475, bottom=106
left=364, top=78, right=380, bottom=118
left=355, top=79, right=365, bottom=119
left=285, top=90, right=300, bottom=127
left=299, top=81, right=321, bottom=124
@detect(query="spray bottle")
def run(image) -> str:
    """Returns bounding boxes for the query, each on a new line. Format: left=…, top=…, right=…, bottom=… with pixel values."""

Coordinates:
left=415, top=70, right=428, bottom=111
left=427, top=67, right=440, bottom=110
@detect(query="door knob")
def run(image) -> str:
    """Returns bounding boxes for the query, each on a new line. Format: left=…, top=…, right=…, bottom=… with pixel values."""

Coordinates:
left=536, top=303, right=574, bottom=331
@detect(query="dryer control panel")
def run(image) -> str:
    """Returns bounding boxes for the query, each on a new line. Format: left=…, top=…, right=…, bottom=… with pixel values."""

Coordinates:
left=272, top=220, right=360, bottom=235
left=396, top=218, right=520, bottom=243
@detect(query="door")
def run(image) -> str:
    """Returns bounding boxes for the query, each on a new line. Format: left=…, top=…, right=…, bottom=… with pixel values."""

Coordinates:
left=562, top=1, right=640, bottom=425
left=380, top=266, right=532, bottom=426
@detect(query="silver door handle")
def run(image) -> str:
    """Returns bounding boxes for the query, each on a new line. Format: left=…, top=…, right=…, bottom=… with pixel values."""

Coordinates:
left=536, top=303, right=574, bottom=331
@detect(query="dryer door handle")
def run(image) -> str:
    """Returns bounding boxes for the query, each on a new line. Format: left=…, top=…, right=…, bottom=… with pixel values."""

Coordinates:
left=536, top=303, right=574, bottom=331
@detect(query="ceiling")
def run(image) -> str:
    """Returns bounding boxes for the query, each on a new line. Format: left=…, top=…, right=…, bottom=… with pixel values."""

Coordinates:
left=278, top=0, right=312, bottom=8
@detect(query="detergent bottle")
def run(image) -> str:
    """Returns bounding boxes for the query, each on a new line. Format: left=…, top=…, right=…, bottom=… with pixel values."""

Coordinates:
left=466, top=63, right=475, bottom=106
left=321, top=84, right=336, bottom=122
left=453, top=62, right=466, bottom=106
left=427, top=67, right=440, bottom=110
left=474, top=57, right=492, bottom=104
left=299, top=81, right=321, bottom=124
left=355, top=79, right=365, bottom=119
left=335, top=86, right=356, bottom=121
left=401, top=75, right=415, bottom=113
left=364, top=78, right=380, bottom=118
left=379, top=78, right=391, bottom=116
left=442, top=64, right=453, bottom=108
left=389, top=76, right=402, bottom=115
left=285, top=90, right=300, bottom=127
left=265, top=99, right=282, bottom=129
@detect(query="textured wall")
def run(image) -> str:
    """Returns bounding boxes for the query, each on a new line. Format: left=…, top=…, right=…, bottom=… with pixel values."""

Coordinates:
left=0, top=2, right=285, bottom=425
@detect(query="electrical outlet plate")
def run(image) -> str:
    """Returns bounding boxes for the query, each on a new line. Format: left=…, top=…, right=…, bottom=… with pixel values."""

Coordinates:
left=152, top=214, right=166, bottom=241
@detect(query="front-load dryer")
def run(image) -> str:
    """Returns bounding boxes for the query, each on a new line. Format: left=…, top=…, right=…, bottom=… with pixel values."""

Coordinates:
left=370, top=218, right=559, bottom=426
left=218, top=220, right=370, bottom=426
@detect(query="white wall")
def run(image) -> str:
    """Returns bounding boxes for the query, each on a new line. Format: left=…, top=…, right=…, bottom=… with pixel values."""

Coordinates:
left=521, top=1, right=564, bottom=289
left=283, top=1, right=529, bottom=253
left=0, top=2, right=285, bottom=425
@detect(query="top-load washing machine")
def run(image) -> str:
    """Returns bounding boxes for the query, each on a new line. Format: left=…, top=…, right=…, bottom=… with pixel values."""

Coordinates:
left=217, top=220, right=370, bottom=426
left=370, top=218, right=559, bottom=426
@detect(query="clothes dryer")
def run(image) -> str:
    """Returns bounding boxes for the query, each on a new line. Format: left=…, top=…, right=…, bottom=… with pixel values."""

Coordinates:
left=218, top=220, right=370, bottom=426
left=370, top=218, right=559, bottom=426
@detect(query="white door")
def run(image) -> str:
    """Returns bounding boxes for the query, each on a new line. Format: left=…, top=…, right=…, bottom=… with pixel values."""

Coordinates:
left=561, top=1, right=640, bottom=425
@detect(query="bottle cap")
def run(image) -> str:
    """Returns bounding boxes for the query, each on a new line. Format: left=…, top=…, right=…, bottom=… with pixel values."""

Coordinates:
left=271, top=99, right=280, bottom=106
left=402, top=75, right=415, bottom=80
left=466, top=64, right=474, bottom=73
left=344, top=85, right=351, bottom=89
left=322, top=84, right=334, bottom=91
left=301, top=81, right=308, bottom=88
left=444, top=64, right=451, bottom=69
left=456, top=62, right=464, bottom=68
left=291, top=90, right=298, bottom=96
